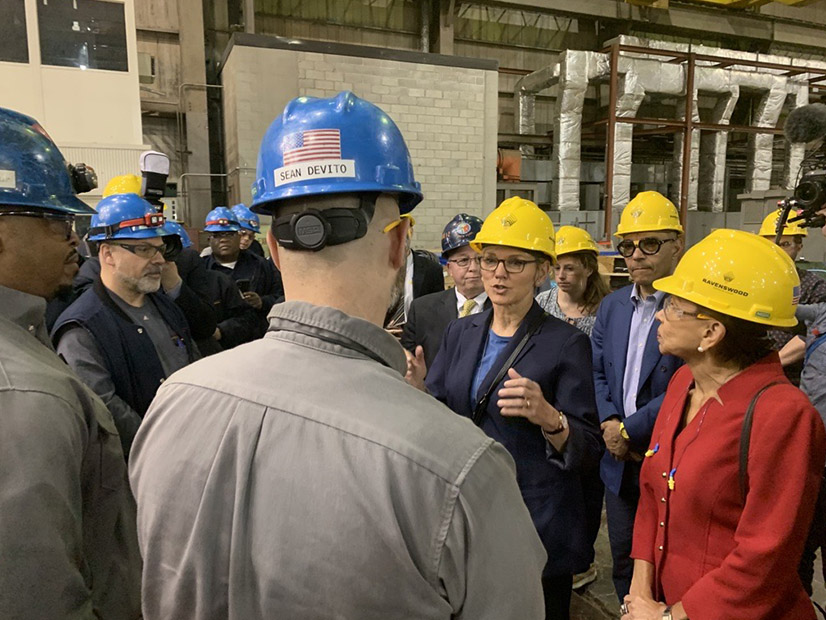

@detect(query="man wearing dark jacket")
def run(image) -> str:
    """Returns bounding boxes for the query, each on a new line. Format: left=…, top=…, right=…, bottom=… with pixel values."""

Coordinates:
left=53, top=194, right=199, bottom=457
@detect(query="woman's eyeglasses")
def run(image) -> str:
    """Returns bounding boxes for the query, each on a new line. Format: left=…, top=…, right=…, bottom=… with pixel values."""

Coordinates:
left=478, top=256, right=539, bottom=274
left=616, top=237, right=677, bottom=258
left=662, top=296, right=713, bottom=322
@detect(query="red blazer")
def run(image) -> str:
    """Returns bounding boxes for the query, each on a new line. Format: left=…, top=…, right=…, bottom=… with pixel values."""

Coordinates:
left=632, top=354, right=826, bottom=620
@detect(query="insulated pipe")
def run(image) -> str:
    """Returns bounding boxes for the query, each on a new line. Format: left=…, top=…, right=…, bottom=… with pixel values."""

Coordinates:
left=746, top=84, right=788, bottom=193
left=698, top=84, right=739, bottom=211
left=784, top=83, right=809, bottom=190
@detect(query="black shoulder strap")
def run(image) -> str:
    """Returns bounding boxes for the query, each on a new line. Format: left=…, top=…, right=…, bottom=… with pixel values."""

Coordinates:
left=472, top=313, right=545, bottom=426
left=739, top=381, right=783, bottom=502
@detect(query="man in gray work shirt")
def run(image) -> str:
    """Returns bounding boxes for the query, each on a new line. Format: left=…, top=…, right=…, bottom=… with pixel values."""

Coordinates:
left=54, top=192, right=198, bottom=458
left=0, top=107, right=141, bottom=618
left=130, top=92, right=546, bottom=619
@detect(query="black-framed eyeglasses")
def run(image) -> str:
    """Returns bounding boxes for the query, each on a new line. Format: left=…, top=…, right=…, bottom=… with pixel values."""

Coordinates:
left=778, top=238, right=803, bottom=249
left=447, top=256, right=480, bottom=269
left=479, top=255, right=539, bottom=274
left=107, top=241, right=167, bottom=260
left=0, top=210, right=75, bottom=240
left=209, top=231, right=238, bottom=239
left=617, top=237, right=677, bottom=258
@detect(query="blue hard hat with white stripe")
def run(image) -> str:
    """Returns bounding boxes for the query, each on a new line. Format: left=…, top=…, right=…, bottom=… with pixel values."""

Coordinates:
left=250, top=91, right=423, bottom=215
left=88, top=193, right=173, bottom=241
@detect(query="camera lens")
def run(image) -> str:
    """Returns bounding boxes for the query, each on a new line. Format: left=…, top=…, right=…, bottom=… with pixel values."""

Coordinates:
left=794, top=174, right=826, bottom=210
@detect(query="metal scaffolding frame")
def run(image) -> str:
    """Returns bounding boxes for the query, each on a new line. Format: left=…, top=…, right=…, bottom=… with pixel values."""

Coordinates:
left=587, top=42, right=826, bottom=239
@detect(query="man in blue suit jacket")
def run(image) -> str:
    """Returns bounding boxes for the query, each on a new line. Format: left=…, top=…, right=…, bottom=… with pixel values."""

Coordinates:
left=591, top=191, right=684, bottom=601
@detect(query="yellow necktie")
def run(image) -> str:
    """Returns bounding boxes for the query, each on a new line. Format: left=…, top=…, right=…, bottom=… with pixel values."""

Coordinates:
left=459, top=299, right=477, bottom=318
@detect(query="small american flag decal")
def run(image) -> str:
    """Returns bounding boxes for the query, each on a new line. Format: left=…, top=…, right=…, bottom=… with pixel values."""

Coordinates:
left=283, top=129, right=342, bottom=165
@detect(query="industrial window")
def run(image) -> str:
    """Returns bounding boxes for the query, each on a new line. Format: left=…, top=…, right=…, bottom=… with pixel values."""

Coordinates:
left=0, top=0, right=29, bottom=63
left=38, top=0, right=127, bottom=71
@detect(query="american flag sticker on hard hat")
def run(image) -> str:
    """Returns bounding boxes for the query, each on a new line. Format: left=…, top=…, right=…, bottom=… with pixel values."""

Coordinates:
left=274, top=129, right=356, bottom=187
left=792, top=285, right=801, bottom=305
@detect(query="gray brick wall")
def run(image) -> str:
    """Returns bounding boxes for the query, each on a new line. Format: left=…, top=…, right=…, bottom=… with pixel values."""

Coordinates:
left=222, top=44, right=498, bottom=251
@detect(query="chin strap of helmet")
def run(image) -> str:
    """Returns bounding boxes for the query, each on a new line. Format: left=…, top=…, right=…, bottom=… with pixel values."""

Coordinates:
left=271, top=194, right=378, bottom=251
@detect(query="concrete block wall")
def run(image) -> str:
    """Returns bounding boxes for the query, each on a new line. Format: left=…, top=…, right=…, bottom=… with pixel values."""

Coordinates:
left=222, top=36, right=499, bottom=251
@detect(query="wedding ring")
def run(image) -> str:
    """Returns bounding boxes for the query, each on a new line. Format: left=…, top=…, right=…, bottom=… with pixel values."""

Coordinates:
left=525, top=397, right=531, bottom=409
left=620, top=603, right=629, bottom=615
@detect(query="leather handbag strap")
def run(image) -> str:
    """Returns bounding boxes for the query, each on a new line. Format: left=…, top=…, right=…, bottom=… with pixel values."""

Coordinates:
left=739, top=381, right=783, bottom=502
left=472, top=313, right=545, bottom=427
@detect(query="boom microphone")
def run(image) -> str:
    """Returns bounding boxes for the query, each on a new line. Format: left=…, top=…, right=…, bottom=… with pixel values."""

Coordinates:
left=784, top=103, right=826, bottom=144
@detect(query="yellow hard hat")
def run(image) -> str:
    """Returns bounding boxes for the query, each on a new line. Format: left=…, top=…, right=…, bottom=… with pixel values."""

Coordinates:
left=470, top=197, right=555, bottom=261
left=555, top=226, right=598, bottom=257
left=654, top=229, right=799, bottom=327
left=103, top=174, right=142, bottom=198
left=616, top=191, right=683, bottom=236
left=757, top=209, right=808, bottom=238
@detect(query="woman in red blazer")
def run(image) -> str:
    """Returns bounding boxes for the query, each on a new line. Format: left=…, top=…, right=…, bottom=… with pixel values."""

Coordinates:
left=622, top=229, right=826, bottom=620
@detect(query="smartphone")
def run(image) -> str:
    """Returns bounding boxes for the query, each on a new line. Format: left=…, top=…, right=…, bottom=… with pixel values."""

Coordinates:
left=236, top=278, right=251, bottom=293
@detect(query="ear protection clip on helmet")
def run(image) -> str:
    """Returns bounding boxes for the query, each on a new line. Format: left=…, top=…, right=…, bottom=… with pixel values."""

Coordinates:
left=272, top=194, right=378, bottom=252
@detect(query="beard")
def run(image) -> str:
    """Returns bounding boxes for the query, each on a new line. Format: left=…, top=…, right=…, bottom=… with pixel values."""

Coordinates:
left=116, top=271, right=162, bottom=294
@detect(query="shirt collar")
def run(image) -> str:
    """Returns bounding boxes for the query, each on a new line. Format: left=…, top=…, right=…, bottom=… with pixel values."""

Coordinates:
left=267, top=301, right=407, bottom=376
left=0, top=284, right=51, bottom=347
left=455, top=289, right=488, bottom=310
left=630, top=283, right=665, bottom=306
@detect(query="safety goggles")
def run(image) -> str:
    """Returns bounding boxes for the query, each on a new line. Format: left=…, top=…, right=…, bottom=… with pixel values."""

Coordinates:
left=662, top=296, right=713, bottom=322
left=616, top=237, right=677, bottom=258
left=0, top=210, right=75, bottom=240
left=382, top=213, right=416, bottom=236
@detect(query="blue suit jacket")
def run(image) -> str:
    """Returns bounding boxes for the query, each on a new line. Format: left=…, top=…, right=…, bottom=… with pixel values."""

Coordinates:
left=591, top=285, right=683, bottom=496
left=426, top=302, right=603, bottom=575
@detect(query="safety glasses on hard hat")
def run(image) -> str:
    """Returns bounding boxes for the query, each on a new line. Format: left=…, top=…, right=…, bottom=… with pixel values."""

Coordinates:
left=617, top=237, right=677, bottom=258
left=0, top=210, right=75, bottom=240
left=382, top=213, right=416, bottom=236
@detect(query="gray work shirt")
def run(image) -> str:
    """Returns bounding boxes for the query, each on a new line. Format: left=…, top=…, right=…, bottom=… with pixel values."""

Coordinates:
left=0, top=284, right=141, bottom=619
left=130, top=301, right=546, bottom=620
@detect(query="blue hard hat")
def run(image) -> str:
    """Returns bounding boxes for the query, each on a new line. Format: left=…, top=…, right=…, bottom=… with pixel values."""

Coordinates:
left=204, top=206, right=240, bottom=233
left=442, top=213, right=484, bottom=255
left=250, top=91, right=423, bottom=216
left=231, top=203, right=260, bottom=233
left=0, top=107, right=95, bottom=215
left=88, top=193, right=172, bottom=241
left=163, top=221, right=192, bottom=248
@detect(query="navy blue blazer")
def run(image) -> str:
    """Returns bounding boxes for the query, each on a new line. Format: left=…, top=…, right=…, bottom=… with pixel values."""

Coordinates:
left=426, top=302, right=603, bottom=575
left=590, top=284, right=683, bottom=496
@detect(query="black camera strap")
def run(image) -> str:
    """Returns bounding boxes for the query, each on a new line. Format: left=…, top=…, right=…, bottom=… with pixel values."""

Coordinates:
left=472, top=313, right=545, bottom=427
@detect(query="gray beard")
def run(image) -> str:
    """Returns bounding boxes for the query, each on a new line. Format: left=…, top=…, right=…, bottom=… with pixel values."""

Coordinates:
left=116, top=272, right=161, bottom=294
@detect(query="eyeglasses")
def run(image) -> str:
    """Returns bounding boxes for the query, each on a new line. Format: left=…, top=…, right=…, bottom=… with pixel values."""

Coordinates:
left=0, top=210, right=75, bottom=240
left=479, top=255, right=539, bottom=274
left=382, top=213, right=416, bottom=236
left=778, top=239, right=803, bottom=249
left=662, top=296, right=713, bottom=322
left=617, top=237, right=677, bottom=258
left=209, top=231, right=239, bottom=239
left=447, top=256, right=480, bottom=269
left=107, top=241, right=167, bottom=260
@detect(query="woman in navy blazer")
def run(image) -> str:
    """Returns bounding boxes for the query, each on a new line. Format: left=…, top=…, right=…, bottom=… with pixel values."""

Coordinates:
left=414, top=198, right=603, bottom=620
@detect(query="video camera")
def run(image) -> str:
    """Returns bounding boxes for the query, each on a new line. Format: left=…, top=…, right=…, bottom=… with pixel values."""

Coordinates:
left=778, top=103, right=826, bottom=241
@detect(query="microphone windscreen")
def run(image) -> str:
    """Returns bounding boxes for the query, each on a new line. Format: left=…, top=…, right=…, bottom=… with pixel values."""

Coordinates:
left=785, top=103, right=826, bottom=144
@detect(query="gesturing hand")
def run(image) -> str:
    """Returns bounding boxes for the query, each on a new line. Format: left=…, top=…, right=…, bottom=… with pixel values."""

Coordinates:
left=404, top=346, right=427, bottom=391
left=497, top=368, right=562, bottom=432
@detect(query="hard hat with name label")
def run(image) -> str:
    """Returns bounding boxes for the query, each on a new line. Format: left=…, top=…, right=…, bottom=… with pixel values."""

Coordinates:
left=470, top=197, right=555, bottom=261
left=103, top=174, right=142, bottom=198
left=204, top=207, right=240, bottom=233
left=231, top=203, right=261, bottom=233
left=654, top=228, right=799, bottom=327
left=251, top=91, right=423, bottom=215
left=555, top=226, right=599, bottom=257
left=442, top=213, right=484, bottom=255
left=757, top=208, right=808, bottom=238
left=616, top=191, right=684, bottom=236
left=0, top=106, right=95, bottom=215
left=88, top=193, right=172, bottom=241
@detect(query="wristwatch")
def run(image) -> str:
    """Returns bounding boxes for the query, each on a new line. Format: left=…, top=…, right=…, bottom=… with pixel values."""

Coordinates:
left=662, top=605, right=673, bottom=620
left=542, top=411, right=568, bottom=439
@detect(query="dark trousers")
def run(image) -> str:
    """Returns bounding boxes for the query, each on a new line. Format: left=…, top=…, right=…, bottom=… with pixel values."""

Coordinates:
left=542, top=574, right=573, bottom=620
left=605, top=463, right=641, bottom=602
left=799, top=470, right=826, bottom=596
